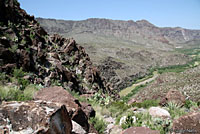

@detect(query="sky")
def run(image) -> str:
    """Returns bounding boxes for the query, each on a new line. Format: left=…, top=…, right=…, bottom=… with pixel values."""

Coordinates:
left=18, top=0, right=200, bottom=29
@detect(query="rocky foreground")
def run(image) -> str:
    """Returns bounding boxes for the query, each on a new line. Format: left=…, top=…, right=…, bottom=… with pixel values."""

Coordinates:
left=0, top=86, right=98, bottom=133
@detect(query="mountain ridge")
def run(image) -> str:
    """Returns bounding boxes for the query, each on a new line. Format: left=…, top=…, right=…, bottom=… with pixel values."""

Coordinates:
left=37, top=17, right=200, bottom=30
left=37, top=17, right=200, bottom=45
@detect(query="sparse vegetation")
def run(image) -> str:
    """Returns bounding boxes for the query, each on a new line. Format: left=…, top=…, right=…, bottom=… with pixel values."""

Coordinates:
left=8, top=44, right=18, bottom=53
left=121, top=84, right=148, bottom=102
left=131, top=100, right=160, bottom=109
left=120, top=112, right=172, bottom=134
left=165, top=101, right=186, bottom=119
left=184, top=100, right=199, bottom=110
left=0, top=84, right=41, bottom=101
left=12, top=68, right=30, bottom=90
left=89, top=117, right=107, bottom=134
left=106, top=101, right=130, bottom=117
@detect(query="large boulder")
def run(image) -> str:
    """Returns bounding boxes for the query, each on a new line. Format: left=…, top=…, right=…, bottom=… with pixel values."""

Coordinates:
left=0, top=101, right=72, bottom=134
left=121, top=127, right=160, bottom=134
left=160, top=89, right=185, bottom=106
left=172, top=112, right=200, bottom=134
left=149, top=107, right=171, bottom=118
left=34, top=86, right=94, bottom=132
left=34, top=86, right=78, bottom=109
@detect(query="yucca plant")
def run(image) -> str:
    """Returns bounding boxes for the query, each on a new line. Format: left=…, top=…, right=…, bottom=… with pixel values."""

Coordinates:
left=165, top=101, right=186, bottom=119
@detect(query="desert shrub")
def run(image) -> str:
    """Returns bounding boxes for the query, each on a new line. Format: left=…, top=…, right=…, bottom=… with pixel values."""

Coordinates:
left=120, top=112, right=172, bottom=134
left=107, top=101, right=130, bottom=117
left=0, top=84, right=41, bottom=101
left=0, top=86, right=24, bottom=101
left=184, top=100, right=198, bottom=109
left=12, top=68, right=30, bottom=90
left=88, top=91, right=112, bottom=106
left=89, top=117, right=106, bottom=134
left=13, top=68, right=25, bottom=78
left=17, top=78, right=30, bottom=90
left=23, top=84, right=40, bottom=100
left=0, top=72, right=8, bottom=83
left=8, top=44, right=18, bottom=53
left=166, top=101, right=186, bottom=119
left=131, top=100, right=160, bottom=109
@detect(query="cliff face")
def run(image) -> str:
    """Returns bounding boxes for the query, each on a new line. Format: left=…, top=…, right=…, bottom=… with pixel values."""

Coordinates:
left=0, top=0, right=117, bottom=97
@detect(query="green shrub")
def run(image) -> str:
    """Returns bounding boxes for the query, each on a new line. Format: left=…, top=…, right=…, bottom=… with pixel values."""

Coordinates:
left=18, top=78, right=30, bottom=90
left=8, top=44, right=18, bottom=53
left=0, top=84, right=41, bottom=101
left=13, top=68, right=25, bottom=78
left=23, top=84, right=40, bottom=100
left=120, top=112, right=172, bottom=134
left=107, top=101, right=130, bottom=117
left=0, top=86, right=24, bottom=101
left=166, top=101, right=186, bottom=119
left=89, top=117, right=106, bottom=134
left=12, top=68, right=30, bottom=90
left=0, top=72, right=8, bottom=83
left=131, top=100, right=160, bottom=109
left=184, top=100, right=198, bottom=109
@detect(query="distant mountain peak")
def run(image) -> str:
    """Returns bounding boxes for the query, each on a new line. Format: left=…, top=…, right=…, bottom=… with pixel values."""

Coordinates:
left=136, top=19, right=155, bottom=27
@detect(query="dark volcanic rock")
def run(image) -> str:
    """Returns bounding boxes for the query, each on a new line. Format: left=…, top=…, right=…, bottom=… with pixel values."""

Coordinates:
left=0, top=101, right=72, bottom=134
left=0, top=0, right=117, bottom=98
left=80, top=102, right=96, bottom=118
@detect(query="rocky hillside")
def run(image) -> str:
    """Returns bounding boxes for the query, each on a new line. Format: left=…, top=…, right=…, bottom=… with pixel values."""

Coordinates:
left=37, top=18, right=200, bottom=45
left=0, top=0, right=117, bottom=97
left=133, top=65, right=200, bottom=103
left=37, top=18, right=200, bottom=90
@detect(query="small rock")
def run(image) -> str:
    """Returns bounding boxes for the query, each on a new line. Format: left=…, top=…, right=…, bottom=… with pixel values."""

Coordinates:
left=110, top=125, right=123, bottom=134
left=128, top=98, right=136, bottom=105
left=72, top=120, right=86, bottom=134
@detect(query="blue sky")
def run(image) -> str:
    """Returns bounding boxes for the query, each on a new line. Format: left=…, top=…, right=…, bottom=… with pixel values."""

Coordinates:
left=18, top=0, right=200, bottom=29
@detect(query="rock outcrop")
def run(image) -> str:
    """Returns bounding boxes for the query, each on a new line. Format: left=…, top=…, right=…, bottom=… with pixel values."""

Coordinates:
left=0, top=0, right=117, bottom=98
left=0, top=101, right=72, bottom=134
left=172, top=112, right=200, bottom=134
left=160, top=89, right=186, bottom=106
left=34, top=86, right=95, bottom=132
